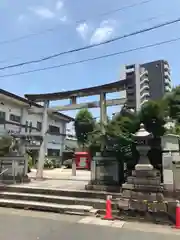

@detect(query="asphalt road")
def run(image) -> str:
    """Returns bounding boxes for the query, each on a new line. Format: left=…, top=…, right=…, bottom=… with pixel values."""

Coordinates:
left=0, top=208, right=179, bottom=240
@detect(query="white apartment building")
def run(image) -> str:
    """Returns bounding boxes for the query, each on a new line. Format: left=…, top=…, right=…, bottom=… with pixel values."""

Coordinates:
left=0, top=89, right=73, bottom=162
left=120, top=60, right=172, bottom=111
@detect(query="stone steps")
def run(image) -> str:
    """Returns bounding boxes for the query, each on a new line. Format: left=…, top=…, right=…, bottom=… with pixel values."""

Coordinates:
left=0, top=198, right=97, bottom=216
left=3, top=185, right=121, bottom=200
left=0, top=191, right=111, bottom=209
left=0, top=185, right=119, bottom=215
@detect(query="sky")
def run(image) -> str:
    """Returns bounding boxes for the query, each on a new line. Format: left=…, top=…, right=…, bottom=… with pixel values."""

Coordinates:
left=0, top=0, right=180, bottom=120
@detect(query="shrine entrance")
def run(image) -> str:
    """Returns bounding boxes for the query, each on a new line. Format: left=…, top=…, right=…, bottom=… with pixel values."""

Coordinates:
left=24, top=80, right=128, bottom=179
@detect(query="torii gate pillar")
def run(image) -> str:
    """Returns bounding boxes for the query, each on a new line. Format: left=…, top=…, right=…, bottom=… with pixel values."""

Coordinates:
left=100, top=92, right=107, bottom=134
left=36, top=100, right=49, bottom=179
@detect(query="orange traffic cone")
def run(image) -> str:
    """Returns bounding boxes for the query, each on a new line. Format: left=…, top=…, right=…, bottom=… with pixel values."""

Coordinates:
left=103, top=195, right=114, bottom=220
left=176, top=200, right=180, bottom=229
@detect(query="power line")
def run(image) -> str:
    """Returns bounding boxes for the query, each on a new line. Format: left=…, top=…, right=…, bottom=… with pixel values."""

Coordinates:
left=0, top=36, right=179, bottom=78
left=0, top=16, right=180, bottom=71
left=0, top=11, right=166, bottom=65
left=0, top=0, right=153, bottom=47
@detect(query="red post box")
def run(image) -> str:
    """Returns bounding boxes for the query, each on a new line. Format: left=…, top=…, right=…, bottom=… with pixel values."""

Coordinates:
left=74, top=152, right=91, bottom=170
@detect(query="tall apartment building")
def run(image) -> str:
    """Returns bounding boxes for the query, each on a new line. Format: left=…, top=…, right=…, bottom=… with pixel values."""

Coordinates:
left=120, top=60, right=172, bottom=111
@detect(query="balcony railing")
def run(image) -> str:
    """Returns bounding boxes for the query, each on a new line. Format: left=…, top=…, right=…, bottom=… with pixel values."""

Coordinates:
left=140, top=84, right=150, bottom=93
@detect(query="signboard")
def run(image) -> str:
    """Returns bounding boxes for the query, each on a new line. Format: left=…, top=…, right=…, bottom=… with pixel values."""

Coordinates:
left=162, top=153, right=173, bottom=185
left=79, top=157, right=86, bottom=168
left=173, top=161, right=180, bottom=190
left=161, top=135, right=179, bottom=151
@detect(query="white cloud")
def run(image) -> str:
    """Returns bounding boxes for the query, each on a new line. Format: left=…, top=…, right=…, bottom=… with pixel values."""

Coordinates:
left=56, top=1, right=64, bottom=10
left=76, top=22, right=89, bottom=39
left=30, top=6, right=55, bottom=19
left=59, top=15, right=67, bottom=22
left=29, top=2, right=67, bottom=22
left=90, top=20, right=116, bottom=44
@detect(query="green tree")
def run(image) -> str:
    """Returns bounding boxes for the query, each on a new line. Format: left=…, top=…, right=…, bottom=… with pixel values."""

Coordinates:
left=166, top=124, right=180, bottom=135
left=74, top=109, right=95, bottom=149
left=0, top=135, right=17, bottom=156
left=164, top=85, right=180, bottom=123
left=108, top=109, right=139, bottom=137
left=139, top=100, right=166, bottom=138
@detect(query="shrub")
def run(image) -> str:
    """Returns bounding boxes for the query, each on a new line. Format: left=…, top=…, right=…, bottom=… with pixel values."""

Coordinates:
left=44, top=158, right=54, bottom=169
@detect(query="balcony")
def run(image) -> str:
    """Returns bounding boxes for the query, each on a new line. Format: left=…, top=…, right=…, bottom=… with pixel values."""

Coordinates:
left=164, top=71, right=171, bottom=80
left=140, top=99, right=149, bottom=106
left=164, top=77, right=172, bottom=88
left=140, top=91, right=150, bottom=100
left=140, top=70, right=148, bottom=78
left=165, top=85, right=172, bottom=93
left=164, top=63, right=170, bottom=71
left=140, top=76, right=149, bottom=85
left=140, top=84, right=150, bottom=93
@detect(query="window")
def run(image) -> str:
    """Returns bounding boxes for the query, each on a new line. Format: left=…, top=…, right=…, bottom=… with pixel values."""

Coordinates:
left=126, top=72, right=134, bottom=77
left=25, top=121, right=28, bottom=132
left=29, top=121, right=32, bottom=133
left=9, top=114, right=21, bottom=123
left=47, top=149, right=60, bottom=157
left=37, top=121, right=42, bottom=131
left=126, top=64, right=135, bottom=70
left=0, top=111, right=5, bottom=120
left=49, top=125, right=60, bottom=134
left=0, top=111, right=5, bottom=124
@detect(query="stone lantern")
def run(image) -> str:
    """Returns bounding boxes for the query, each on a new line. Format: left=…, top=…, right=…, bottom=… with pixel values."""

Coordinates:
left=118, top=123, right=165, bottom=212
left=132, top=123, right=153, bottom=171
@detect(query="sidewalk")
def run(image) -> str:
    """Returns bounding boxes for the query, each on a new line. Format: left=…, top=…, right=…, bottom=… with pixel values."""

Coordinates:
left=20, top=168, right=91, bottom=190
left=28, top=168, right=91, bottom=181
left=79, top=216, right=180, bottom=236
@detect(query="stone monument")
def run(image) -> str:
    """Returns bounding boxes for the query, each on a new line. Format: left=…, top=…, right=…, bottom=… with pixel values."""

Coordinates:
left=162, top=134, right=180, bottom=191
left=0, top=135, right=29, bottom=184
left=85, top=151, right=120, bottom=192
left=118, top=124, right=166, bottom=212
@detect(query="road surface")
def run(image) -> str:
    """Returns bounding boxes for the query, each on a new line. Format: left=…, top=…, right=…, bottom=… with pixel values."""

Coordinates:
left=0, top=208, right=179, bottom=240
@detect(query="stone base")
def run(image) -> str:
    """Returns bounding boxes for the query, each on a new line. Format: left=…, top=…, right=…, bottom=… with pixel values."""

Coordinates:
left=85, top=184, right=121, bottom=192
left=118, top=167, right=166, bottom=212
left=127, top=176, right=161, bottom=185
left=128, top=199, right=168, bottom=212
left=123, top=168, right=163, bottom=191
left=122, top=189, right=164, bottom=201
left=85, top=180, right=120, bottom=192
left=1, top=175, right=30, bottom=184
left=122, top=183, right=164, bottom=192
left=135, top=164, right=153, bottom=171
left=132, top=169, right=160, bottom=178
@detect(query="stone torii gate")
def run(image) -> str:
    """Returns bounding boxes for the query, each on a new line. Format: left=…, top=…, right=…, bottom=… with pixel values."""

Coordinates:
left=25, top=80, right=128, bottom=179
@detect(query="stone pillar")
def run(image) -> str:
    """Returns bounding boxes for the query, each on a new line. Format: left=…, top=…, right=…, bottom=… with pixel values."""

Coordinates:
left=19, top=138, right=28, bottom=176
left=100, top=92, right=107, bottom=134
left=72, top=156, right=76, bottom=176
left=100, top=92, right=107, bottom=152
left=36, top=100, right=49, bottom=179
